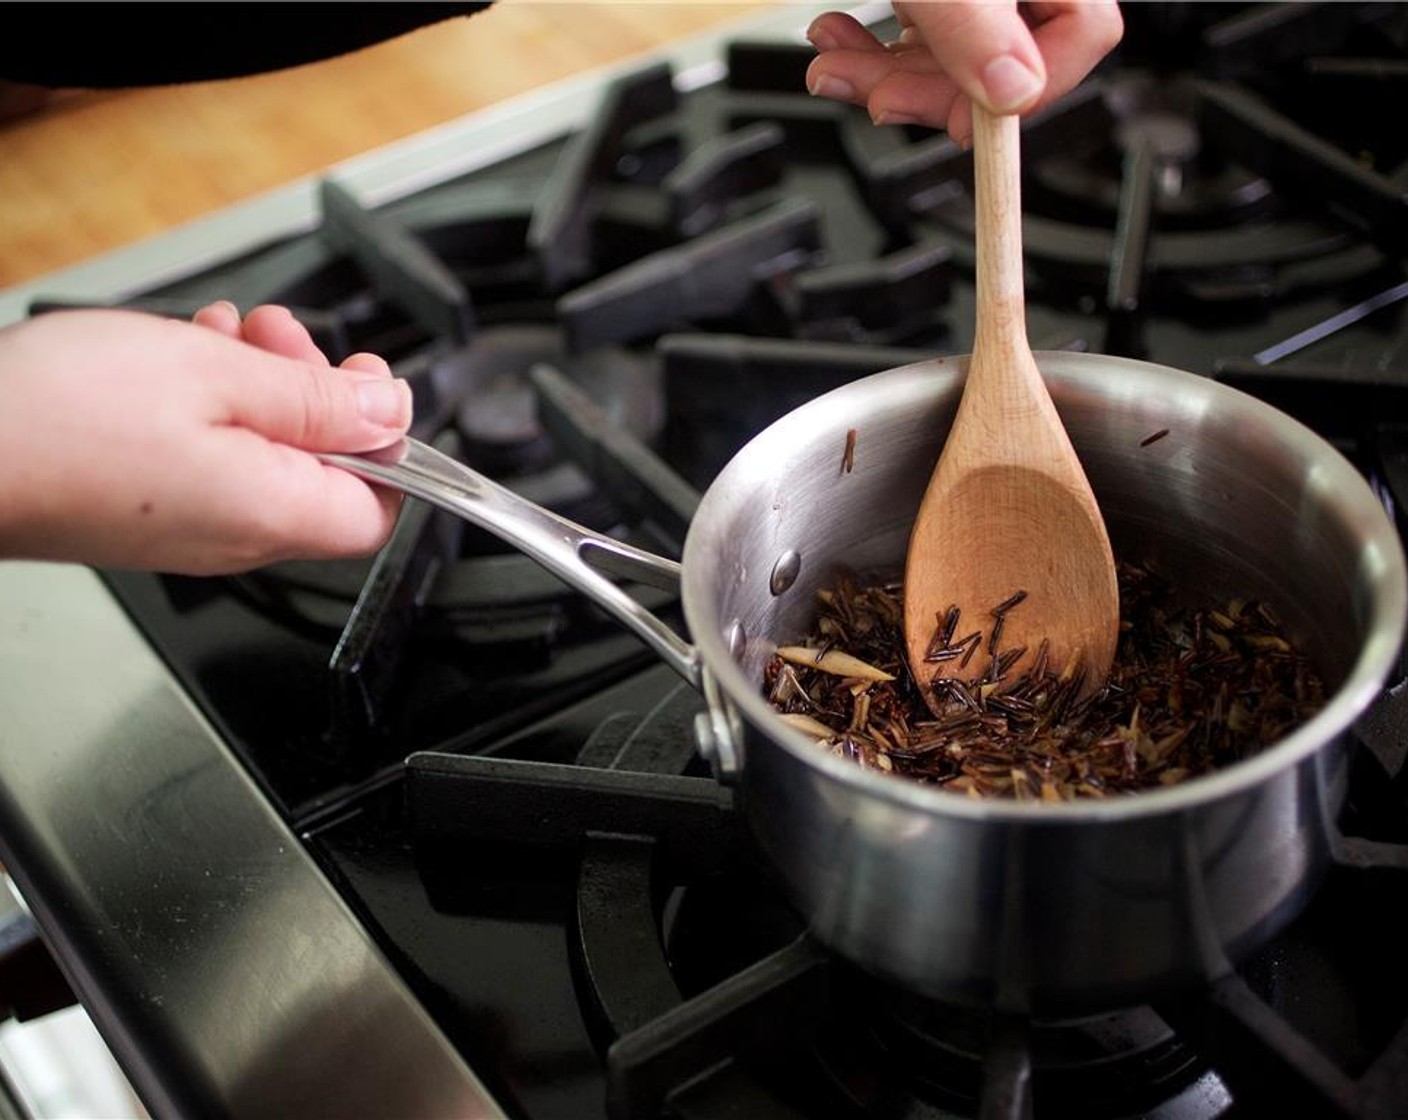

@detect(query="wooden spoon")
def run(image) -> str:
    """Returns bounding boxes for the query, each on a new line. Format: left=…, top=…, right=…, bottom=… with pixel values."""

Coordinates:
left=902, top=104, right=1119, bottom=711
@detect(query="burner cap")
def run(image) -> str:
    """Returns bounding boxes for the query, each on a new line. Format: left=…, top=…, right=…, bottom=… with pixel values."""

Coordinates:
left=443, top=324, right=662, bottom=477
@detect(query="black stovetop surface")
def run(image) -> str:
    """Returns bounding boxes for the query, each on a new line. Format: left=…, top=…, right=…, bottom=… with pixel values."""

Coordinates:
left=45, top=4, right=1408, bottom=1117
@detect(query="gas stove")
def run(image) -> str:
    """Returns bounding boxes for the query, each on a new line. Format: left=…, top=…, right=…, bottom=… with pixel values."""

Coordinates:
left=3, top=3, right=1408, bottom=1118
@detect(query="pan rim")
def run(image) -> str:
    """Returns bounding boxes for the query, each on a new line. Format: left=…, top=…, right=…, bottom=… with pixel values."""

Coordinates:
left=683, top=352, right=1408, bottom=824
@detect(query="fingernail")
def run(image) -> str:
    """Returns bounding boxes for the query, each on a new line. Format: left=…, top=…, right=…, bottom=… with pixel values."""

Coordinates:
left=805, top=20, right=838, bottom=51
left=356, top=378, right=412, bottom=427
left=808, top=73, right=855, bottom=100
left=212, top=300, right=239, bottom=318
left=872, top=110, right=920, bottom=128
left=980, top=54, right=1044, bottom=112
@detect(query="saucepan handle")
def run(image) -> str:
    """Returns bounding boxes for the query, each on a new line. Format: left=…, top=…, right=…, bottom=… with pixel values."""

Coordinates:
left=319, top=439, right=703, bottom=687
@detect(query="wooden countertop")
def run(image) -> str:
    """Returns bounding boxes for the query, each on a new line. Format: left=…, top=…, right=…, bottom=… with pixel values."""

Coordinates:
left=0, top=1, right=787, bottom=291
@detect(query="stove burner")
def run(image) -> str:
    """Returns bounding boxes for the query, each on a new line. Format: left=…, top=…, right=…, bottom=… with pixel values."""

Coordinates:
left=807, top=977, right=1220, bottom=1120
left=403, top=698, right=1408, bottom=1120
left=1107, top=75, right=1212, bottom=210
left=444, top=324, right=663, bottom=480
left=658, top=863, right=1220, bottom=1119
left=1042, top=75, right=1261, bottom=226
left=1115, top=106, right=1199, bottom=169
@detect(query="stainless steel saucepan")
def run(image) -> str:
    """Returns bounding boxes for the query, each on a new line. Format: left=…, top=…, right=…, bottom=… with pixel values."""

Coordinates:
left=322, top=351, right=1407, bottom=1014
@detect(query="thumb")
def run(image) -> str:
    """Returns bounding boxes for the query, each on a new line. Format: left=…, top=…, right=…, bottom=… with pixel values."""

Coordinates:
left=212, top=345, right=412, bottom=453
left=902, top=1, right=1047, bottom=115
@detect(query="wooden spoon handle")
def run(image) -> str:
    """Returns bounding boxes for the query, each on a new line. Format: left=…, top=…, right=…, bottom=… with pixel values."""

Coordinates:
left=971, top=104, right=1027, bottom=357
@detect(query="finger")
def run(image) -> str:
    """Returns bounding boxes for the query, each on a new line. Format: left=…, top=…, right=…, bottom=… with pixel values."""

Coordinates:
left=867, top=69, right=967, bottom=133
left=806, top=11, right=896, bottom=105
left=899, top=0, right=1047, bottom=115
left=277, top=463, right=403, bottom=561
left=806, top=11, right=885, bottom=53
left=339, top=351, right=394, bottom=378
left=948, top=95, right=976, bottom=149
left=1026, top=1, right=1124, bottom=106
left=808, top=40, right=950, bottom=91
left=216, top=435, right=404, bottom=567
left=240, top=304, right=331, bottom=365
left=318, top=351, right=406, bottom=526
left=205, top=337, right=412, bottom=453
left=807, top=46, right=960, bottom=127
left=192, top=300, right=242, bottom=339
left=806, top=51, right=865, bottom=107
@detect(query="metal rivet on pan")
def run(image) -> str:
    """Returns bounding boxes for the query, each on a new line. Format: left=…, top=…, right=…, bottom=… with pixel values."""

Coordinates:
left=769, top=550, right=801, bottom=596
left=724, top=619, right=747, bottom=660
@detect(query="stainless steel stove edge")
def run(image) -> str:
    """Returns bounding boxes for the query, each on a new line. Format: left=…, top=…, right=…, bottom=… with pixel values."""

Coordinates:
left=0, top=561, right=503, bottom=1119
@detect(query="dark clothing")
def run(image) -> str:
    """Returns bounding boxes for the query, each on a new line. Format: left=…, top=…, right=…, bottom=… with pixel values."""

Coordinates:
left=0, top=4, right=491, bottom=88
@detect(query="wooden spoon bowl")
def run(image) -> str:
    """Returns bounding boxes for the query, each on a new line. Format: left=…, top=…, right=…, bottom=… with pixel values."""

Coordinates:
left=903, top=105, right=1119, bottom=711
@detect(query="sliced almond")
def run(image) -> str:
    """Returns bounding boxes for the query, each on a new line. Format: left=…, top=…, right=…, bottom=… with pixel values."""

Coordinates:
left=777, top=712, right=840, bottom=740
left=775, top=646, right=894, bottom=681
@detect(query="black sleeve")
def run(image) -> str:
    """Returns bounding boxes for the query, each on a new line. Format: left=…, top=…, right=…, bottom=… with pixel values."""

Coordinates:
left=0, top=3, right=493, bottom=88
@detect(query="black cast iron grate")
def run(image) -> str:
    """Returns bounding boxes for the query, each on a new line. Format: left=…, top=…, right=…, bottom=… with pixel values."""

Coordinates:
left=403, top=702, right=1408, bottom=1120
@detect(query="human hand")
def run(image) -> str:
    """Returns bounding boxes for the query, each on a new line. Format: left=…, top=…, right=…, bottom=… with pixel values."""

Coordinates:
left=0, top=303, right=411, bottom=575
left=805, top=1, right=1123, bottom=145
